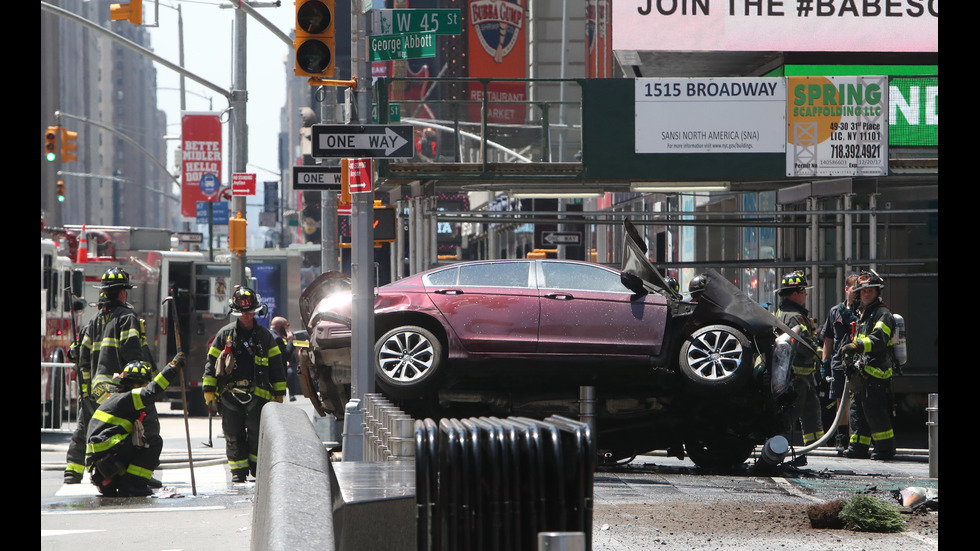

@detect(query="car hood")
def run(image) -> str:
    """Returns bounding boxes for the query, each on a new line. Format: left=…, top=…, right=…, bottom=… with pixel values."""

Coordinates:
left=620, top=218, right=816, bottom=354
left=300, top=271, right=353, bottom=330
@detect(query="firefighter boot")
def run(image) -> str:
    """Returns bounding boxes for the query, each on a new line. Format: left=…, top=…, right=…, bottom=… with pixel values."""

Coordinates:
left=64, top=471, right=83, bottom=485
left=231, top=469, right=249, bottom=483
left=117, top=476, right=153, bottom=497
left=871, top=440, right=897, bottom=461
left=843, top=446, right=870, bottom=459
left=835, top=433, right=848, bottom=456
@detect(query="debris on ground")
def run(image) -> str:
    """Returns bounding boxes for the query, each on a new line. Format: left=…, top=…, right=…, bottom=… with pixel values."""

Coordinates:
left=806, top=499, right=845, bottom=529
left=894, top=486, right=939, bottom=511
left=838, top=494, right=906, bottom=532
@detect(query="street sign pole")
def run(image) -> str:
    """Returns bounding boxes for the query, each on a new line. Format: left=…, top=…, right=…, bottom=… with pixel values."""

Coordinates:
left=342, top=3, right=374, bottom=462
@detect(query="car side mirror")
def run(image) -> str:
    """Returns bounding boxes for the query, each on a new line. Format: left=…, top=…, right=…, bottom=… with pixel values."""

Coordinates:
left=621, top=272, right=648, bottom=297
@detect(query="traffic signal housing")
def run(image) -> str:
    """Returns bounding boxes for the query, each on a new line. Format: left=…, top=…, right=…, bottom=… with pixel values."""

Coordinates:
left=61, top=128, right=78, bottom=163
left=110, top=1, right=143, bottom=25
left=45, top=126, right=61, bottom=162
left=56, top=180, right=66, bottom=203
left=294, top=0, right=335, bottom=78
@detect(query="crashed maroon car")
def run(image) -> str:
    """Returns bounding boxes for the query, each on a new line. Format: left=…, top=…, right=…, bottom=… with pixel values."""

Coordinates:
left=299, top=219, right=811, bottom=468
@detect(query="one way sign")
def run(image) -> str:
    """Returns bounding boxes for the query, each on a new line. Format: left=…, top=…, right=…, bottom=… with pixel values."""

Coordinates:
left=312, top=124, right=414, bottom=159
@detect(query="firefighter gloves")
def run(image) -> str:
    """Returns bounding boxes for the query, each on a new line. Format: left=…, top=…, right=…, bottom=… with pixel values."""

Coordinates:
left=169, top=352, right=186, bottom=370
left=205, top=391, right=216, bottom=407
left=842, top=342, right=861, bottom=358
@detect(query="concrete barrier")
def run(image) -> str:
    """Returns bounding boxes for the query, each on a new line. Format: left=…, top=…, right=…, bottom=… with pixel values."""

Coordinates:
left=252, top=402, right=335, bottom=551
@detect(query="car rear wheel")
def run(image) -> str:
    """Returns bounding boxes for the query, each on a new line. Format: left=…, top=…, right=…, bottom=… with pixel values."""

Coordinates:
left=685, top=437, right=755, bottom=471
left=374, top=326, right=444, bottom=399
left=678, top=324, right=753, bottom=392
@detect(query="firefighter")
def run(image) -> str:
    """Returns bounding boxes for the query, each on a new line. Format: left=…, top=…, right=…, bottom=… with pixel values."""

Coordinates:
left=65, top=268, right=155, bottom=484
left=203, top=287, right=287, bottom=483
left=840, top=271, right=898, bottom=460
left=688, top=273, right=708, bottom=301
left=820, top=273, right=859, bottom=455
left=775, top=271, right=824, bottom=457
left=85, top=355, right=184, bottom=497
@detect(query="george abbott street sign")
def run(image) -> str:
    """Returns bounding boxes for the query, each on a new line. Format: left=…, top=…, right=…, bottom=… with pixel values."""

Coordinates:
left=369, top=31, right=436, bottom=61
left=312, top=124, right=414, bottom=159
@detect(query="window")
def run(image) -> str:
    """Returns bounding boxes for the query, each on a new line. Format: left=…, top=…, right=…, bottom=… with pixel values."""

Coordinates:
left=458, top=262, right=530, bottom=288
left=424, top=267, right=458, bottom=286
left=541, top=262, right=627, bottom=293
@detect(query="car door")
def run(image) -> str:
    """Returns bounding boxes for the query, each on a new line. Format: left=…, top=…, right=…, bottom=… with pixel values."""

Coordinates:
left=423, top=261, right=539, bottom=354
left=536, top=260, right=668, bottom=356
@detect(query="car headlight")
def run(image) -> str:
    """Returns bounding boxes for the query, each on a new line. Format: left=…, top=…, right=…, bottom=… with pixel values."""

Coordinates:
left=770, top=332, right=795, bottom=400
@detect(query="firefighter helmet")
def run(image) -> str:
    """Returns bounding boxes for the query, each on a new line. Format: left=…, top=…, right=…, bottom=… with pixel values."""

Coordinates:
left=97, top=267, right=135, bottom=290
left=114, top=360, right=154, bottom=388
left=777, top=270, right=810, bottom=293
left=664, top=275, right=680, bottom=294
left=228, top=286, right=262, bottom=315
left=853, top=270, right=885, bottom=292
left=688, top=273, right=708, bottom=296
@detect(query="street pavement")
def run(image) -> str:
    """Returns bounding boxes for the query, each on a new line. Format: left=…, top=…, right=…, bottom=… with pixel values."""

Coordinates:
left=42, top=401, right=937, bottom=550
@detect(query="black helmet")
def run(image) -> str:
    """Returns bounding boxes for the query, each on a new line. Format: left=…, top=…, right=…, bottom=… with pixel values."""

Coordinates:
left=664, top=275, right=680, bottom=294
left=98, top=267, right=135, bottom=290
left=853, top=270, right=884, bottom=292
left=777, top=270, right=810, bottom=294
left=114, top=360, right=154, bottom=388
left=688, top=273, right=708, bottom=295
left=229, top=286, right=262, bottom=315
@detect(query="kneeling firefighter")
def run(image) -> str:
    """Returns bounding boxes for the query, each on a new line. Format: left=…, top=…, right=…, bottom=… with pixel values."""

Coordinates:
left=203, top=287, right=287, bottom=483
left=85, top=355, right=184, bottom=497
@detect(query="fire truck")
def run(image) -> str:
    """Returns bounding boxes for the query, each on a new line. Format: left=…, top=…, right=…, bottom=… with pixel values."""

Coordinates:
left=41, top=238, right=81, bottom=428
left=42, top=225, right=310, bottom=418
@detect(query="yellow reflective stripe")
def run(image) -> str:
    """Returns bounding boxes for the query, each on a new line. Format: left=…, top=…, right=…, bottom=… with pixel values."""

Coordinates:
left=253, top=387, right=273, bottom=401
left=273, top=381, right=287, bottom=392
left=874, top=321, right=892, bottom=337
left=209, top=346, right=222, bottom=358
left=126, top=464, right=154, bottom=480
left=203, top=376, right=218, bottom=387
left=119, top=327, right=140, bottom=341
left=152, top=371, right=171, bottom=391
left=86, top=433, right=129, bottom=455
left=855, top=335, right=872, bottom=353
left=268, top=346, right=281, bottom=358
left=131, top=389, right=145, bottom=410
left=66, top=462, right=85, bottom=475
left=255, top=356, right=270, bottom=366
left=792, top=366, right=816, bottom=375
left=249, top=454, right=258, bottom=463
left=863, top=364, right=892, bottom=379
left=802, top=431, right=825, bottom=444
left=850, top=434, right=872, bottom=446
left=100, top=336, right=120, bottom=349
left=872, top=429, right=894, bottom=442
left=93, top=409, right=133, bottom=433
left=229, top=459, right=249, bottom=470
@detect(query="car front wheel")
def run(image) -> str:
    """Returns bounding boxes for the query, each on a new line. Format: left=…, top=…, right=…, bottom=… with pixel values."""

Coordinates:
left=374, top=326, right=444, bottom=398
left=678, top=324, right=753, bottom=392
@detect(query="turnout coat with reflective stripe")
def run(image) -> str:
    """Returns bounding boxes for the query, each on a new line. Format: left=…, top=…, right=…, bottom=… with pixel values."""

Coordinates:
left=776, top=299, right=819, bottom=375
left=202, top=321, right=287, bottom=402
left=853, top=298, right=896, bottom=379
left=84, top=364, right=178, bottom=464
left=81, top=301, right=154, bottom=402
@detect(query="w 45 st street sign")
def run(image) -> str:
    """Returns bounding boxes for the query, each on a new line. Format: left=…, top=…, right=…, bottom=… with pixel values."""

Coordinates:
left=312, top=124, right=414, bottom=159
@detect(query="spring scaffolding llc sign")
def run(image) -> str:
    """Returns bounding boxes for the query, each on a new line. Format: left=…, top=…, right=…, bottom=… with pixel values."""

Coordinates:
left=787, top=76, right=889, bottom=177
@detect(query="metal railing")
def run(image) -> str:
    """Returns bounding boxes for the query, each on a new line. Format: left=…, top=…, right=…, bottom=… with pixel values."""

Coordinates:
left=40, top=362, right=79, bottom=432
left=362, top=393, right=415, bottom=462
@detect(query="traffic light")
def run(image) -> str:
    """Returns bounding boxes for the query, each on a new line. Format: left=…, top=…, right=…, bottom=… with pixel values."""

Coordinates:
left=294, top=0, right=335, bottom=78
left=44, top=126, right=60, bottom=162
left=61, top=128, right=78, bottom=163
left=110, top=1, right=142, bottom=25
left=56, top=180, right=66, bottom=203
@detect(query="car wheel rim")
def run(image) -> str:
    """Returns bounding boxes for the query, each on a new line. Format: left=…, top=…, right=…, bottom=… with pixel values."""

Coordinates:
left=378, top=331, right=435, bottom=383
left=686, top=329, right=744, bottom=381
